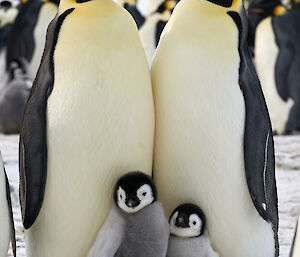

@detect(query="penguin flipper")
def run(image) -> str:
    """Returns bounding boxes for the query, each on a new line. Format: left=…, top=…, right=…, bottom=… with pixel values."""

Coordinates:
left=274, top=43, right=294, bottom=102
left=272, top=18, right=294, bottom=102
left=4, top=169, right=16, bottom=257
left=155, top=20, right=167, bottom=47
left=19, top=8, right=74, bottom=230
left=290, top=218, right=299, bottom=257
left=87, top=205, right=126, bottom=257
left=228, top=9, right=279, bottom=254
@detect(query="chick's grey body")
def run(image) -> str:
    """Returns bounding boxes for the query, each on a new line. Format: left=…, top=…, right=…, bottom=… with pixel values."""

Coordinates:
left=115, top=201, right=169, bottom=257
left=0, top=58, right=33, bottom=134
left=167, top=234, right=219, bottom=257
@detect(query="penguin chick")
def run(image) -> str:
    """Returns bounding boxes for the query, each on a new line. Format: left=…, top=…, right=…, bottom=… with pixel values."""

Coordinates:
left=0, top=57, right=33, bottom=134
left=87, top=171, right=169, bottom=257
left=167, top=204, right=219, bottom=257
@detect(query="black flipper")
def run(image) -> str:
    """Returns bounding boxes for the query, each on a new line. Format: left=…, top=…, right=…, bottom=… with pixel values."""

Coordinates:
left=4, top=169, right=16, bottom=257
left=19, top=8, right=74, bottom=230
left=290, top=219, right=298, bottom=257
left=5, top=0, right=44, bottom=69
left=124, top=4, right=145, bottom=29
left=272, top=18, right=294, bottom=102
left=228, top=8, right=279, bottom=256
left=155, top=20, right=167, bottom=47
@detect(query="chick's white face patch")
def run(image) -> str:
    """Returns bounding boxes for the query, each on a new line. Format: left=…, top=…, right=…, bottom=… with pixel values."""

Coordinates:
left=117, top=184, right=154, bottom=214
left=170, top=212, right=202, bottom=238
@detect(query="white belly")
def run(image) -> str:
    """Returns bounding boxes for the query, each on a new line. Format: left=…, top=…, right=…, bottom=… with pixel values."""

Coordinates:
left=0, top=153, right=10, bottom=257
left=25, top=2, right=154, bottom=256
left=30, top=3, right=57, bottom=77
left=255, top=17, right=293, bottom=134
left=152, top=2, right=274, bottom=256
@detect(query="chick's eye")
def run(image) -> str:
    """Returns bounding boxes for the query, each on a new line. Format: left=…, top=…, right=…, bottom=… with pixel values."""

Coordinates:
left=142, top=192, right=147, bottom=196
left=119, top=194, right=123, bottom=199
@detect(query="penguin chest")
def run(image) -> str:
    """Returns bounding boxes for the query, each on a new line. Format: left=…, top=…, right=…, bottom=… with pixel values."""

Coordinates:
left=26, top=4, right=154, bottom=257
left=152, top=12, right=274, bottom=257
left=0, top=167, right=10, bottom=256
left=255, top=17, right=293, bottom=134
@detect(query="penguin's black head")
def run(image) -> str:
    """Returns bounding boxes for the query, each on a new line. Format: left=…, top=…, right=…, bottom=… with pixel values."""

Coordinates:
left=169, top=203, right=206, bottom=238
left=0, top=1, right=12, bottom=11
left=114, top=171, right=157, bottom=214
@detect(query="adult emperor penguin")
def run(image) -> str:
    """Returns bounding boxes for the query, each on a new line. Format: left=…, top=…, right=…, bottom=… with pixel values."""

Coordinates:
left=117, top=0, right=145, bottom=29
left=167, top=204, right=219, bottom=257
left=0, top=57, right=33, bottom=134
left=87, top=172, right=169, bottom=257
left=290, top=216, right=300, bottom=257
left=0, top=151, right=16, bottom=257
left=247, top=0, right=282, bottom=55
left=19, top=0, right=154, bottom=255
left=5, top=0, right=58, bottom=76
left=255, top=4, right=294, bottom=134
left=0, top=0, right=18, bottom=92
left=269, top=1, right=300, bottom=133
left=139, top=0, right=177, bottom=64
left=151, top=0, right=279, bottom=256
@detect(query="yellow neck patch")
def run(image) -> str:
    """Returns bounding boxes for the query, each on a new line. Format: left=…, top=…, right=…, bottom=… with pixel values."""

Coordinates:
left=273, top=5, right=286, bottom=16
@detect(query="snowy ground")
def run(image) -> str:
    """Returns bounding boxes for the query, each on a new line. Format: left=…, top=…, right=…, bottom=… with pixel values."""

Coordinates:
left=0, top=133, right=299, bottom=257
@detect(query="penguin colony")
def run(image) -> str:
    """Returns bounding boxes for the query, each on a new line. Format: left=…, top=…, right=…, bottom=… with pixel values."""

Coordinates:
left=2, top=0, right=300, bottom=255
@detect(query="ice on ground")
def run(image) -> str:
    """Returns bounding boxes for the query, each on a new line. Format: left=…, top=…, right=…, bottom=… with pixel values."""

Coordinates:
left=0, top=133, right=299, bottom=257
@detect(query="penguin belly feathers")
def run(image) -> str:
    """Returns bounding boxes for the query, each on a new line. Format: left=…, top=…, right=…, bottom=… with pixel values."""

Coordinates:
left=151, top=0, right=278, bottom=257
left=19, top=0, right=154, bottom=256
left=255, top=12, right=293, bottom=134
left=0, top=152, right=16, bottom=257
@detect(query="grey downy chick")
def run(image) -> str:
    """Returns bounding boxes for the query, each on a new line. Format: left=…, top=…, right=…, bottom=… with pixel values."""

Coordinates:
left=87, top=171, right=169, bottom=257
left=0, top=57, right=33, bottom=134
left=167, top=203, right=219, bottom=257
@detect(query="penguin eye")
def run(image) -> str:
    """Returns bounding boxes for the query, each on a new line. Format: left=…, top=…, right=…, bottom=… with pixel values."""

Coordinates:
left=137, top=184, right=153, bottom=200
left=189, top=214, right=202, bottom=229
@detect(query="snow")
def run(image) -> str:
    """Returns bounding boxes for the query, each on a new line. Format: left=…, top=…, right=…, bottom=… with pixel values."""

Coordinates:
left=0, top=133, right=299, bottom=257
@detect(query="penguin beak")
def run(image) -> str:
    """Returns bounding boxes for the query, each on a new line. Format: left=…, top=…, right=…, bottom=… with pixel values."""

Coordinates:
left=126, top=198, right=140, bottom=208
left=175, top=215, right=189, bottom=228
left=205, top=0, right=233, bottom=8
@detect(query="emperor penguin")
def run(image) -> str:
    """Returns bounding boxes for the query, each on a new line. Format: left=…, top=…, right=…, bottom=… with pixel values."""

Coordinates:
left=19, top=0, right=154, bottom=255
left=151, top=0, right=279, bottom=256
left=0, top=151, right=16, bottom=257
left=88, top=172, right=169, bottom=257
left=5, top=0, right=58, bottom=76
left=117, top=0, right=145, bottom=29
left=290, top=216, right=300, bottom=257
left=247, top=0, right=282, bottom=55
left=0, top=57, right=33, bottom=134
left=167, top=204, right=219, bottom=257
left=139, top=0, right=177, bottom=65
left=268, top=1, right=300, bottom=133
left=0, top=0, right=18, bottom=92
left=255, top=4, right=294, bottom=134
